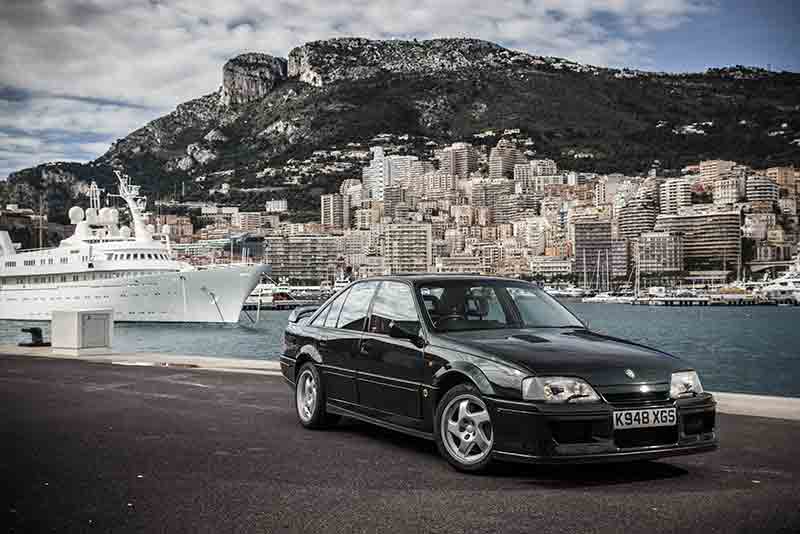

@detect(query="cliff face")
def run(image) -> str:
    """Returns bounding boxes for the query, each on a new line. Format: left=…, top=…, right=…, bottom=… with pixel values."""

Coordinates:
left=285, top=37, right=580, bottom=87
left=4, top=38, right=800, bottom=219
left=219, top=53, right=288, bottom=106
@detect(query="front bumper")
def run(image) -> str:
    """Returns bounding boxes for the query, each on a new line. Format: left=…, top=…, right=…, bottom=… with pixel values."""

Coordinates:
left=487, top=393, right=718, bottom=464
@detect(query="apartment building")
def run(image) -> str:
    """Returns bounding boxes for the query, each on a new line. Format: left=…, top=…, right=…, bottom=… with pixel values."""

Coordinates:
left=263, top=235, right=344, bottom=282
left=489, top=139, right=527, bottom=180
left=573, top=220, right=613, bottom=279
left=654, top=206, right=742, bottom=271
left=618, top=198, right=657, bottom=240
left=264, top=199, right=288, bottom=213
left=383, top=223, right=433, bottom=274
left=746, top=176, right=779, bottom=204
left=321, top=193, right=348, bottom=229
left=633, top=232, right=685, bottom=274
left=659, top=178, right=692, bottom=215
left=435, top=142, right=478, bottom=178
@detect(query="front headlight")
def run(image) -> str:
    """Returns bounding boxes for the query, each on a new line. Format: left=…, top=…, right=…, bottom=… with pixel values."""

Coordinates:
left=670, top=371, right=703, bottom=398
left=522, top=376, right=600, bottom=403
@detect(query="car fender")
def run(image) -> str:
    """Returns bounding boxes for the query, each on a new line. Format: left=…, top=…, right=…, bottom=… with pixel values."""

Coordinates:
left=433, top=361, right=496, bottom=396
left=294, top=344, right=323, bottom=367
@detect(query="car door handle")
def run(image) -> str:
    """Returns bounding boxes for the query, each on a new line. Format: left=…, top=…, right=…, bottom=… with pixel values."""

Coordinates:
left=318, top=339, right=328, bottom=347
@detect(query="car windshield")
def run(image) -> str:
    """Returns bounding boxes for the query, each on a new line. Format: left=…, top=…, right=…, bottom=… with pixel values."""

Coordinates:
left=418, top=280, right=583, bottom=332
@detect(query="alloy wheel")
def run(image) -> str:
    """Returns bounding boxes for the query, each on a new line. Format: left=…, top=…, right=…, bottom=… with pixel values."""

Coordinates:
left=440, top=394, right=493, bottom=465
left=296, top=369, right=317, bottom=422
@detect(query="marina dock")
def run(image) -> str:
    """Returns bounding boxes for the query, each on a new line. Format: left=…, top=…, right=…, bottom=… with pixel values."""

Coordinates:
left=631, top=295, right=773, bottom=306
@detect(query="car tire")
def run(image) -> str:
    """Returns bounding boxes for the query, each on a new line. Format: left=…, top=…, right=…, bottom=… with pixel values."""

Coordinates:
left=295, top=362, right=340, bottom=429
left=435, top=383, right=495, bottom=473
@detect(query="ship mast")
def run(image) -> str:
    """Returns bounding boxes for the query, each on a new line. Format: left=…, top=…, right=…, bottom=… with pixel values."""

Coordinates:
left=109, top=170, right=150, bottom=241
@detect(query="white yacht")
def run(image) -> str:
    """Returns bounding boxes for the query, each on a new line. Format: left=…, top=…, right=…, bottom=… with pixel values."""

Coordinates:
left=544, top=285, right=586, bottom=298
left=757, top=256, right=800, bottom=301
left=0, top=171, right=268, bottom=323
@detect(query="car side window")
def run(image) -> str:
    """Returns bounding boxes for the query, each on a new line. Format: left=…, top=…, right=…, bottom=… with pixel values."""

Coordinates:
left=337, top=281, right=379, bottom=331
left=369, top=282, right=421, bottom=336
left=323, top=288, right=350, bottom=328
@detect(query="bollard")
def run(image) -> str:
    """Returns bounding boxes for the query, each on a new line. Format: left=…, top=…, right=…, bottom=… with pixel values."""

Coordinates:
left=19, top=327, right=51, bottom=347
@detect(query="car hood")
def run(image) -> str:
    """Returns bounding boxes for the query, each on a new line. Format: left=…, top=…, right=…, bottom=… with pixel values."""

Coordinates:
left=437, top=328, right=686, bottom=386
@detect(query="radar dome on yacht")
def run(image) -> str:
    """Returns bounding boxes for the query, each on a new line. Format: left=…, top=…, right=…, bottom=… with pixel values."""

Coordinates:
left=68, top=206, right=85, bottom=223
left=98, top=207, right=111, bottom=223
left=109, top=208, right=119, bottom=223
left=75, top=221, right=90, bottom=239
left=120, top=226, right=132, bottom=239
left=85, top=208, right=98, bottom=224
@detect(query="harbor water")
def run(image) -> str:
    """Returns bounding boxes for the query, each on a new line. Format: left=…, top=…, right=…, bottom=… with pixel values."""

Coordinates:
left=1, top=303, right=798, bottom=397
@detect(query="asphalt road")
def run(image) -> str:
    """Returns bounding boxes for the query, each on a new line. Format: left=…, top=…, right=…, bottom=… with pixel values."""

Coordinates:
left=1, top=356, right=798, bottom=534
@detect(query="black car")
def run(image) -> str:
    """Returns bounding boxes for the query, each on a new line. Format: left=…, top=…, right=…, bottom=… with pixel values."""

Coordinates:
left=280, top=275, right=717, bottom=472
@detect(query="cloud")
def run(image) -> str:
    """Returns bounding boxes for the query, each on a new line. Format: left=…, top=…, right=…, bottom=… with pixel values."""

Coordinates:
left=0, top=0, right=717, bottom=179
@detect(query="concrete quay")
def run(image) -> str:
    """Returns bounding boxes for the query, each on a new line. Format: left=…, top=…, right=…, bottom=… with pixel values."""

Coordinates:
left=1, top=354, right=798, bottom=534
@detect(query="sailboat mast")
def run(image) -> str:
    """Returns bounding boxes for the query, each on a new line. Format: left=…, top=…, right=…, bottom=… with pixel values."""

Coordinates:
left=595, top=252, right=600, bottom=291
left=583, top=249, right=587, bottom=289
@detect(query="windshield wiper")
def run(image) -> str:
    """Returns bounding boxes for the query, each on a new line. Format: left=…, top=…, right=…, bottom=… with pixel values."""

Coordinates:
left=526, top=325, right=585, bottom=329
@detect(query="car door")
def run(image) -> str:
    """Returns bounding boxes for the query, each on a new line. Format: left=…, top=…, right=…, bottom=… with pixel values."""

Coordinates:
left=320, top=281, right=378, bottom=407
left=356, top=281, right=426, bottom=424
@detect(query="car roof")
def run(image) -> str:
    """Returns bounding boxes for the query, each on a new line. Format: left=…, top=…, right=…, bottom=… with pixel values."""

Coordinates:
left=354, top=274, right=532, bottom=285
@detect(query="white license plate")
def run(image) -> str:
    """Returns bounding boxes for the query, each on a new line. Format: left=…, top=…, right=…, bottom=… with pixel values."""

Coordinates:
left=613, top=407, right=676, bottom=429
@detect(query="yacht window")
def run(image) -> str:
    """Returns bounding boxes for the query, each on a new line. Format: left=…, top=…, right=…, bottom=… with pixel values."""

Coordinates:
left=125, top=254, right=131, bottom=260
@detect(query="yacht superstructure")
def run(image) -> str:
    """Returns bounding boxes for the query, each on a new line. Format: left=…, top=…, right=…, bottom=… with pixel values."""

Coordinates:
left=0, top=172, right=267, bottom=323
left=757, top=256, right=800, bottom=301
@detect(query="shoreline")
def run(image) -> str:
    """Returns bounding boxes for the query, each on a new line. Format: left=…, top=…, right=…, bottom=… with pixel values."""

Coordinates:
left=3, top=344, right=798, bottom=421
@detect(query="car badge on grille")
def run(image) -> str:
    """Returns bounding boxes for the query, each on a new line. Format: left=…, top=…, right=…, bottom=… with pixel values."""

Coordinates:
left=625, top=369, right=636, bottom=379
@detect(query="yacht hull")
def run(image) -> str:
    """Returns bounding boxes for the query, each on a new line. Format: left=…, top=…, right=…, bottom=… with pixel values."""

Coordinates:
left=0, top=264, right=268, bottom=323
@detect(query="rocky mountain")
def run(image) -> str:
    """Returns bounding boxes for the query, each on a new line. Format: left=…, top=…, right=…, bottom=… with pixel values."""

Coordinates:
left=4, top=37, right=800, bottom=221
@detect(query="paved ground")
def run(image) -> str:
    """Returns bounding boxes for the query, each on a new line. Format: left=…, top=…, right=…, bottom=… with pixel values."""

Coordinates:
left=1, top=355, right=798, bottom=534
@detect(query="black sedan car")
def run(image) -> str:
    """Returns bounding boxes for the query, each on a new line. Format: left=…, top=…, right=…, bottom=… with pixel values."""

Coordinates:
left=280, top=275, right=717, bottom=472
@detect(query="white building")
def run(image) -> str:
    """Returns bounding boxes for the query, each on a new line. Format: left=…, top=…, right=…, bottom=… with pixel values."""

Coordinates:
left=713, top=177, right=744, bottom=205
left=264, top=199, right=288, bottom=213
left=489, top=139, right=527, bottom=180
left=746, top=176, right=779, bottom=204
left=659, top=178, right=692, bottom=215
left=362, top=146, right=386, bottom=201
left=529, top=256, right=573, bottom=277
left=512, top=216, right=549, bottom=254
left=436, top=142, right=478, bottom=178
left=383, top=223, right=433, bottom=274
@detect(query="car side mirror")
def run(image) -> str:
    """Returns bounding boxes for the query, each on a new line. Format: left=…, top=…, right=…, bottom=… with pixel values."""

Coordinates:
left=389, top=322, right=426, bottom=348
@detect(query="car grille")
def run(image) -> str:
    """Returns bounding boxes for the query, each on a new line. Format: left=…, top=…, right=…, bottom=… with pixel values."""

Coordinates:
left=599, top=384, right=670, bottom=406
left=550, top=420, right=611, bottom=444
left=614, top=427, right=678, bottom=449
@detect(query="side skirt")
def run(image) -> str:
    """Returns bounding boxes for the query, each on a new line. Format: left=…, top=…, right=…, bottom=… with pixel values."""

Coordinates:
left=327, top=403, right=435, bottom=442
